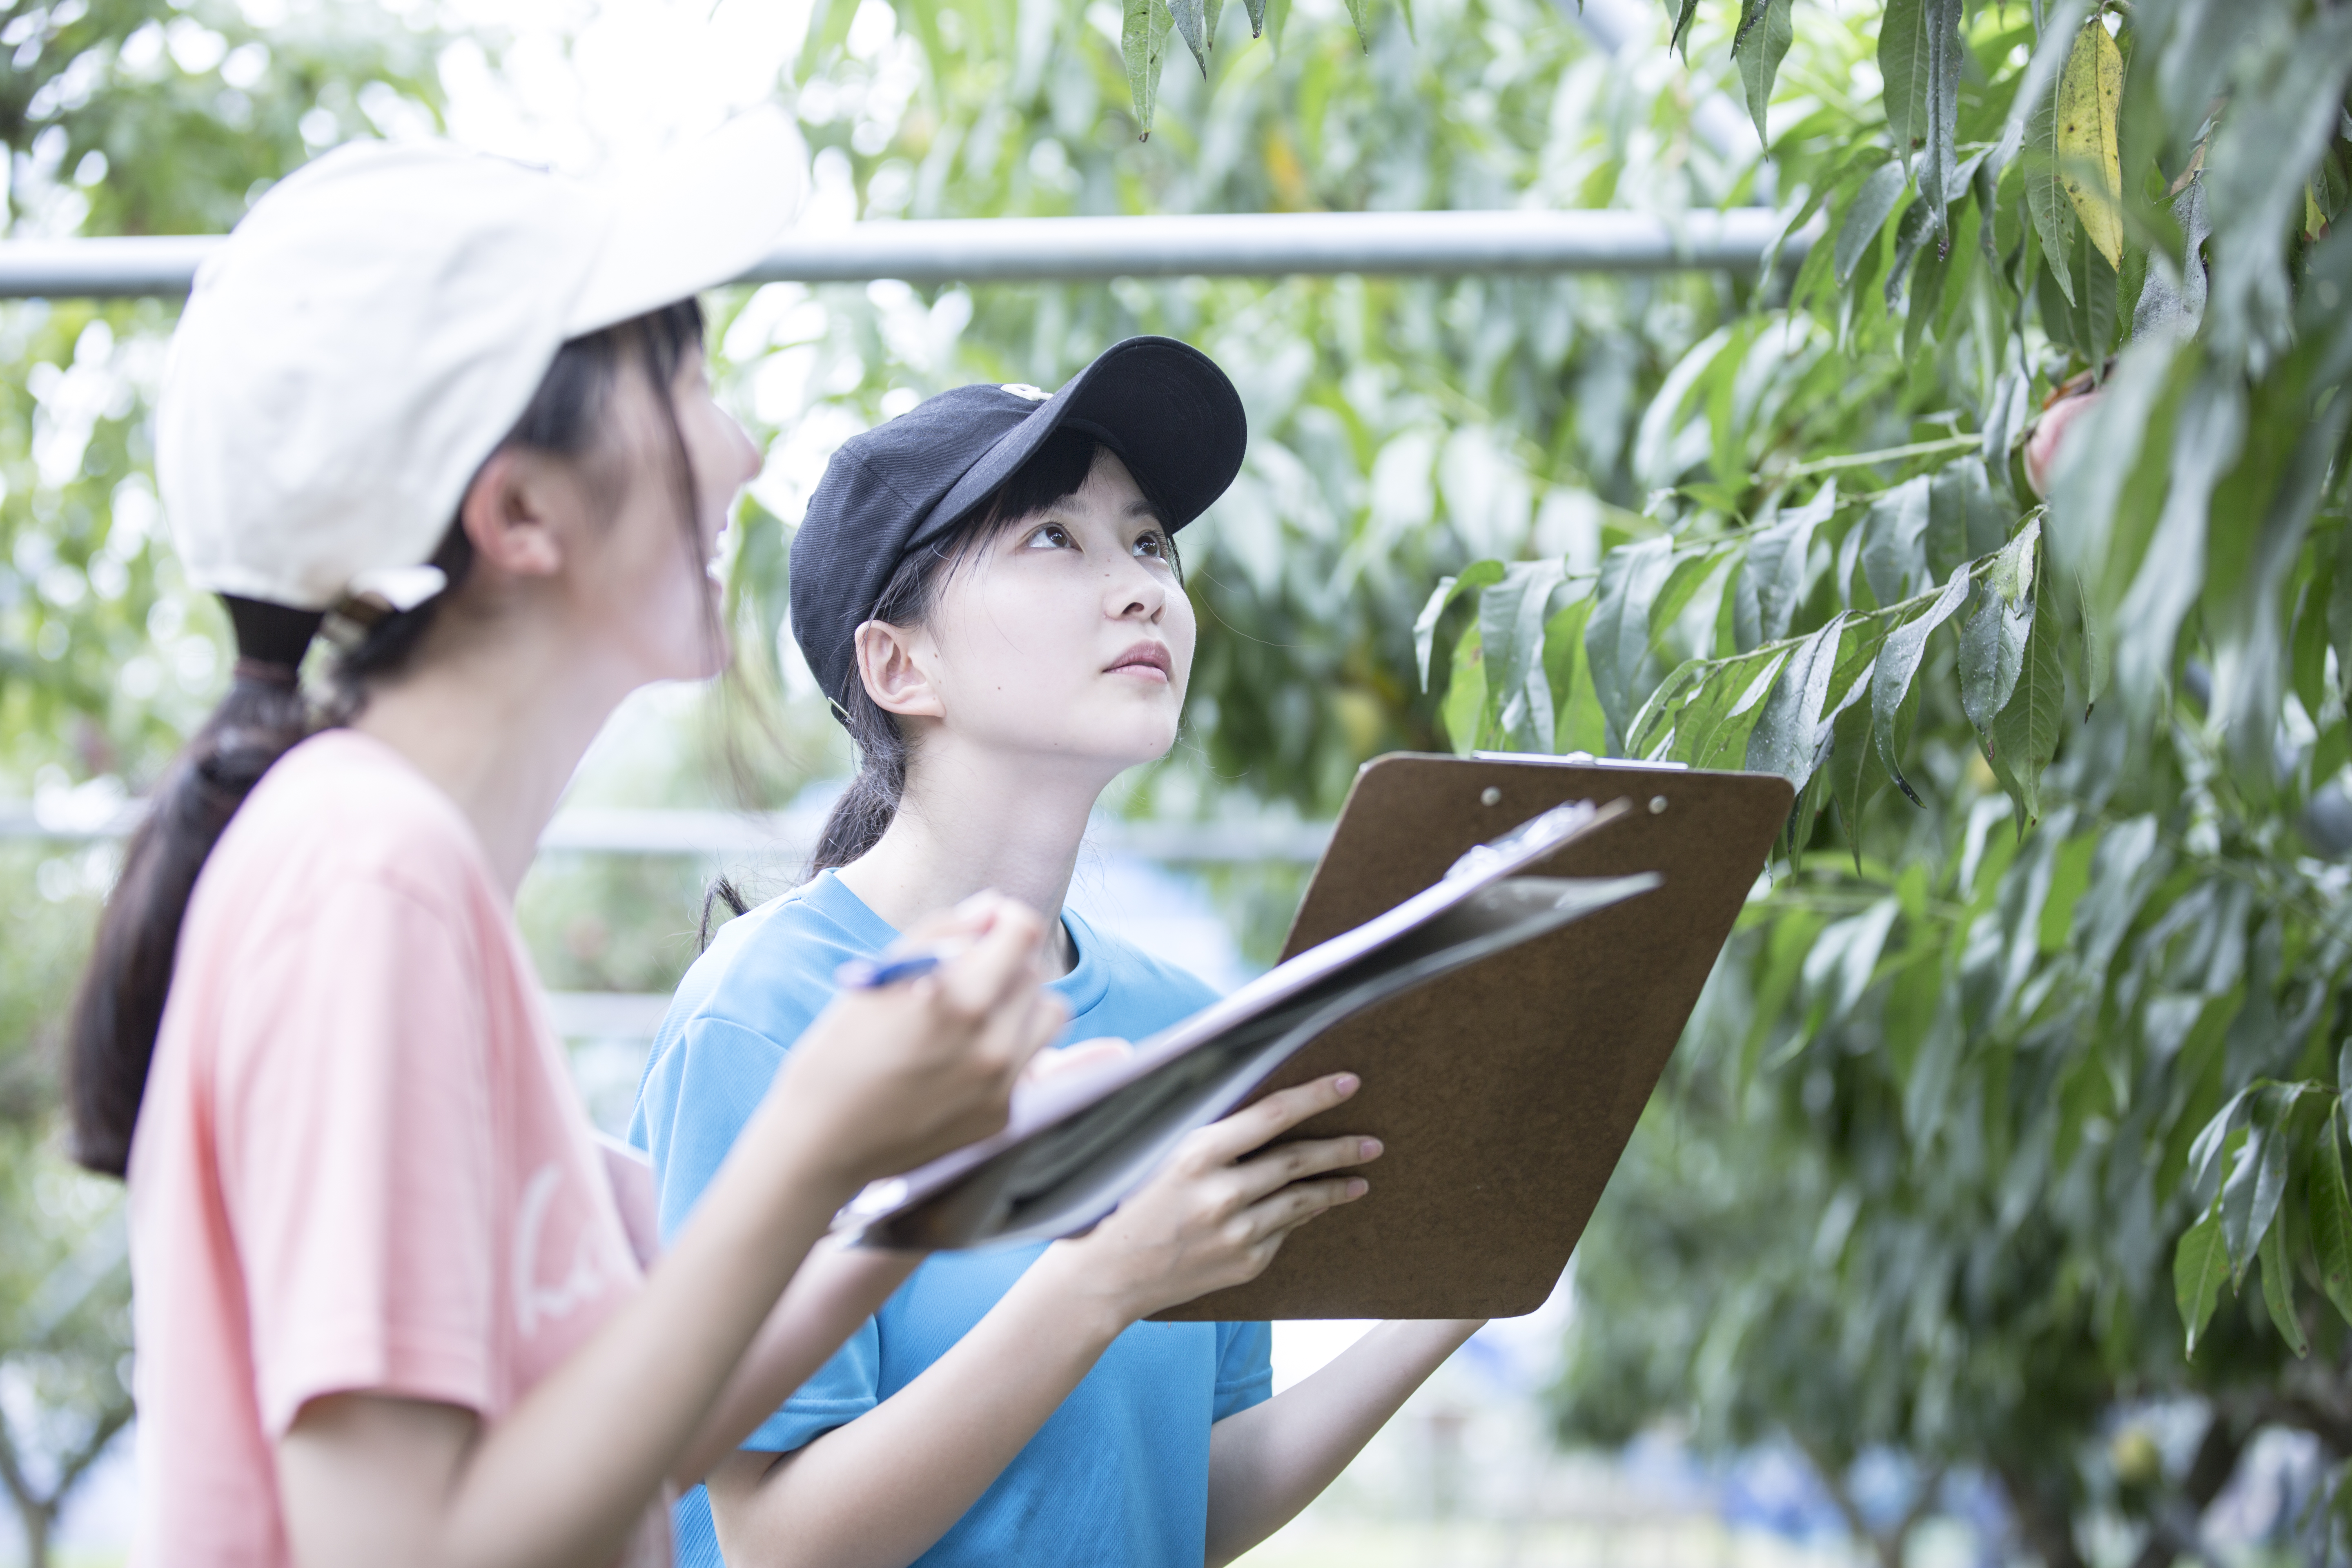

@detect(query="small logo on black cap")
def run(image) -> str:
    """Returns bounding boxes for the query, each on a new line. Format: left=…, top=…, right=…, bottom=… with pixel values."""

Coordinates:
left=1000, top=383, right=1050, bottom=401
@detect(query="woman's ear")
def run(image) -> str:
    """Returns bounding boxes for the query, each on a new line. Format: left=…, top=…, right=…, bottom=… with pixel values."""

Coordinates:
left=457, top=448, right=569, bottom=581
left=855, top=619, right=946, bottom=720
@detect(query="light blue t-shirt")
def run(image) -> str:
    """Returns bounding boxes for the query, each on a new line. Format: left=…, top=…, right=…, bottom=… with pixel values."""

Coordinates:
left=628, top=870, right=1273, bottom=1568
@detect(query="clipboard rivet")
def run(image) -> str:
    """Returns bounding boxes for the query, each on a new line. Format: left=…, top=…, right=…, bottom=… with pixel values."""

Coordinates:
left=1479, top=787, right=1503, bottom=806
left=1649, top=795, right=1668, bottom=815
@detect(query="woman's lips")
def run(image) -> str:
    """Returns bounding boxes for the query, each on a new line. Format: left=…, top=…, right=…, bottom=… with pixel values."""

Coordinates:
left=1107, top=642, right=1173, bottom=682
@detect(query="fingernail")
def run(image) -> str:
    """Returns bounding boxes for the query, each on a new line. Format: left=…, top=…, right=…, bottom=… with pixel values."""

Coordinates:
left=1359, top=1138, right=1383, bottom=1160
left=955, top=890, right=998, bottom=915
left=1345, top=1178, right=1370, bottom=1198
left=1334, top=1074, right=1360, bottom=1096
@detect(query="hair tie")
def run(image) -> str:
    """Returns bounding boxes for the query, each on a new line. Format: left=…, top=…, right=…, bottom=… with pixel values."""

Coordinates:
left=232, top=657, right=301, bottom=688
left=219, top=594, right=325, bottom=674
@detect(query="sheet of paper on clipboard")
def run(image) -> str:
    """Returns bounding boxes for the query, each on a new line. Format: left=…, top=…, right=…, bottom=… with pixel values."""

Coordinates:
left=834, top=794, right=1657, bottom=1252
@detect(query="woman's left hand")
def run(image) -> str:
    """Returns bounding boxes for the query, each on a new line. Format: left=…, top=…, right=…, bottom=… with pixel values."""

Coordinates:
left=1030, top=1072, right=1378, bottom=1331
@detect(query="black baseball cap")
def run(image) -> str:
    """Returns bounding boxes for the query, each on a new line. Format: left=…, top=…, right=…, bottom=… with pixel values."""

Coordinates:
left=787, top=335, right=1247, bottom=718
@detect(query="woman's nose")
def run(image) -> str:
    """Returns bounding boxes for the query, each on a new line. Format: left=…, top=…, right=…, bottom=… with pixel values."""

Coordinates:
left=1109, top=561, right=1168, bottom=621
left=727, top=412, right=763, bottom=484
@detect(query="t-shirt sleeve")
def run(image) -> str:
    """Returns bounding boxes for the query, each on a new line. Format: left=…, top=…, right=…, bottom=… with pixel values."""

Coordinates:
left=632, top=1016, right=794, bottom=1243
left=1210, top=1320, right=1274, bottom=1420
left=215, top=875, right=499, bottom=1439
left=632, top=1012, right=884, bottom=1452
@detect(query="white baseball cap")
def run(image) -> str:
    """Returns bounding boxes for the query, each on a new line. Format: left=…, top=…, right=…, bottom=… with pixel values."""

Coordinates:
left=157, top=108, right=806, bottom=614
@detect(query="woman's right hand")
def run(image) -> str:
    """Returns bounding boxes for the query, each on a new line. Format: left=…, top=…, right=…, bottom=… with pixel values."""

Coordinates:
left=1036, top=1074, right=1379, bottom=1329
left=771, top=893, right=1068, bottom=1189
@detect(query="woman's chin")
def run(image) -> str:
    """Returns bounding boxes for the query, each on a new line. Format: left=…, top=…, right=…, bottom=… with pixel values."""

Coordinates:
left=1042, top=714, right=1180, bottom=771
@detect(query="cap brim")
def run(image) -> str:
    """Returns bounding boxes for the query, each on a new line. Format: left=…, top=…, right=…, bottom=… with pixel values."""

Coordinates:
left=918, top=336, right=1247, bottom=545
left=565, top=106, right=806, bottom=339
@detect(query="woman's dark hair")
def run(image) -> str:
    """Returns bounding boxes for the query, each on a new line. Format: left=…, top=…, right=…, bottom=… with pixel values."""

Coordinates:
left=67, top=298, right=707, bottom=1178
left=804, top=427, right=1175, bottom=877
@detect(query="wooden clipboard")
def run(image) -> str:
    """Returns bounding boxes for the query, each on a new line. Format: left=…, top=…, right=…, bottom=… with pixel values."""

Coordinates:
left=1151, top=753, right=1792, bottom=1322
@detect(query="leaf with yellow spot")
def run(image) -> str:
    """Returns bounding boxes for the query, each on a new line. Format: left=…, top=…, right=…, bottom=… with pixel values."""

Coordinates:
left=2057, top=20, right=2124, bottom=270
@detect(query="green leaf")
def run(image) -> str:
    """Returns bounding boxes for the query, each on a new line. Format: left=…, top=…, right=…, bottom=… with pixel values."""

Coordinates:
left=1479, top=559, right=1570, bottom=751
left=1927, top=458, right=2009, bottom=584
left=1674, top=648, right=1791, bottom=771
left=1121, top=0, right=1178, bottom=138
left=2200, top=12, right=2352, bottom=357
left=1980, top=369, right=2033, bottom=477
left=1871, top=564, right=1973, bottom=806
left=1914, top=0, right=1965, bottom=224
left=1739, top=482, right=1837, bottom=649
left=2189, top=1087, right=2256, bottom=1202
left=1901, top=232, right=1952, bottom=360
left=1585, top=537, right=1676, bottom=751
left=1543, top=598, right=1610, bottom=756
left=2023, top=52, right=2080, bottom=307
left=1829, top=688, right=1882, bottom=862
left=1742, top=910, right=1826, bottom=1096
left=1837, top=163, right=1908, bottom=285
left=2175, top=1205, right=2228, bottom=1359
left=1241, top=0, right=1265, bottom=36
left=1650, top=547, right=1731, bottom=644
left=1343, top=0, right=1371, bottom=49
left=1666, top=0, right=1700, bottom=60
left=1745, top=615, right=1849, bottom=786
left=1987, top=590, right=2063, bottom=822
left=1441, top=620, right=1488, bottom=755
left=2332, top=528, right=2352, bottom=706
left=2054, top=18, right=2124, bottom=271
left=1413, top=560, right=1504, bottom=691
left=2294, top=560, right=2333, bottom=726
left=2223, top=1086, right=2300, bottom=1288
left=2309, top=1108, right=2352, bottom=1327
left=1627, top=658, right=1710, bottom=763
left=1170, top=0, right=1209, bottom=76
left=2261, top=1206, right=2311, bottom=1358
left=1732, top=0, right=1795, bottom=147
left=1880, top=0, right=1930, bottom=174
left=1860, top=475, right=1933, bottom=607
left=1990, top=516, right=2040, bottom=608
left=1883, top=196, right=1938, bottom=311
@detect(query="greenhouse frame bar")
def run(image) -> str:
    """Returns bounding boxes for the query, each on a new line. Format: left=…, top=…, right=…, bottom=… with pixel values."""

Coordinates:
left=0, top=209, right=1802, bottom=298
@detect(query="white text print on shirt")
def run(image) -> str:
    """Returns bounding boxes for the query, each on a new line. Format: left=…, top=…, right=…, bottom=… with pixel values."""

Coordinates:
left=514, top=1162, right=612, bottom=1339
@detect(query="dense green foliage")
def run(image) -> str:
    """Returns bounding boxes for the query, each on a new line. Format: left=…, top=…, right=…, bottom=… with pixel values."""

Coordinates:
left=733, top=0, right=1762, bottom=814
left=1414, top=0, right=2352, bottom=1559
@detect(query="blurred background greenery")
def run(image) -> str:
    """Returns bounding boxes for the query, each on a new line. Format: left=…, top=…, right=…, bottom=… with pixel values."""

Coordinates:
left=3, top=0, right=2349, bottom=1562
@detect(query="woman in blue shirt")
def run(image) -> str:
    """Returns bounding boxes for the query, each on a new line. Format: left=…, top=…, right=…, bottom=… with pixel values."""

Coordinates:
left=633, top=338, right=1483, bottom=1568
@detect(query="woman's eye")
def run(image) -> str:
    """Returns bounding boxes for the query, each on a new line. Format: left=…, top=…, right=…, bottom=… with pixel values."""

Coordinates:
left=1025, top=523, right=1074, bottom=550
left=1134, top=532, right=1170, bottom=561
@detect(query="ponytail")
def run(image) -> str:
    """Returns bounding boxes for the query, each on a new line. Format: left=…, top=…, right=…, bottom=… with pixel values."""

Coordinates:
left=66, top=597, right=319, bottom=1176
left=808, top=677, right=912, bottom=874
left=67, top=298, right=708, bottom=1177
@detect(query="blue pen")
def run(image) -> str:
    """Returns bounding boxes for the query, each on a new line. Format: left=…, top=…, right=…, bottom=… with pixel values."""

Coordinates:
left=836, top=949, right=947, bottom=990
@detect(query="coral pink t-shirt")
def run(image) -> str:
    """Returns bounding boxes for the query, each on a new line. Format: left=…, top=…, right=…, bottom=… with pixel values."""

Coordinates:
left=127, top=728, right=668, bottom=1567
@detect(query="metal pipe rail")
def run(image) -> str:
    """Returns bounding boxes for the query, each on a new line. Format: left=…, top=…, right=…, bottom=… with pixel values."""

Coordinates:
left=0, top=209, right=1802, bottom=298
left=0, top=798, right=1334, bottom=863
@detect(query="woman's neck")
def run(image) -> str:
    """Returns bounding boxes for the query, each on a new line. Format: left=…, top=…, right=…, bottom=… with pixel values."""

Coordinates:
left=832, top=743, right=1111, bottom=980
left=352, top=612, right=633, bottom=902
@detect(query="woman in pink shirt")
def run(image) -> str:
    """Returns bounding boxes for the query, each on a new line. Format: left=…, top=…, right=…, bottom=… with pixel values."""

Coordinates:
left=58, top=114, right=1378, bottom=1568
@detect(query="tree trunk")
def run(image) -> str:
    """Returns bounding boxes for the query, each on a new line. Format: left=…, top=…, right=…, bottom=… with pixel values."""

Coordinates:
left=21, top=1499, right=51, bottom=1568
left=2126, top=1410, right=2244, bottom=1568
left=1997, top=1463, right=2088, bottom=1568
